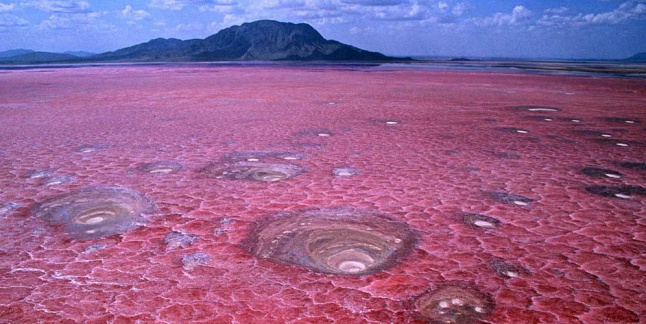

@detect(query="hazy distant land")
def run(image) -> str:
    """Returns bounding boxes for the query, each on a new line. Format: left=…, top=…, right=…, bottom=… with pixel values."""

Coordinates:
left=1, top=19, right=645, bottom=77
left=0, top=20, right=402, bottom=64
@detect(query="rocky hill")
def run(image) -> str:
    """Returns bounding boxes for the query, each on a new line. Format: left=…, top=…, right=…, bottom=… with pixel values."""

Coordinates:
left=624, top=52, right=646, bottom=62
left=0, top=49, right=35, bottom=58
left=0, top=51, right=78, bottom=63
left=93, top=20, right=400, bottom=62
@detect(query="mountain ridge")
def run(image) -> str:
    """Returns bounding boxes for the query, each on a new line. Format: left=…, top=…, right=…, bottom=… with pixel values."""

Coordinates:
left=93, top=20, right=400, bottom=62
left=624, top=52, right=646, bottom=62
left=0, top=20, right=405, bottom=64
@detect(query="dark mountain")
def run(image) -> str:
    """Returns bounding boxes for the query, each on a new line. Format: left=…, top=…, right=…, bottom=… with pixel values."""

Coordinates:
left=624, top=52, right=646, bottom=62
left=64, top=51, right=96, bottom=57
left=92, top=38, right=201, bottom=62
left=0, top=51, right=78, bottom=64
left=0, top=49, right=35, bottom=58
left=94, top=20, right=404, bottom=62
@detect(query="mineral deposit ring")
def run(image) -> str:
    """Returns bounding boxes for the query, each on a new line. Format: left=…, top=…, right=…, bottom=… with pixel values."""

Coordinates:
left=246, top=207, right=417, bottom=275
left=32, top=186, right=154, bottom=239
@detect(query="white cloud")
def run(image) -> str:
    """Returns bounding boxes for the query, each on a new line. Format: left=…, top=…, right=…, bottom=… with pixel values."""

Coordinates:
left=199, top=2, right=239, bottom=14
left=0, top=13, right=28, bottom=26
left=148, top=0, right=185, bottom=10
left=175, top=22, right=203, bottom=33
left=544, top=7, right=568, bottom=15
left=451, top=3, right=468, bottom=16
left=30, top=0, right=90, bottom=13
left=198, top=0, right=237, bottom=11
left=0, top=2, right=15, bottom=12
left=472, top=5, right=532, bottom=26
left=137, top=0, right=469, bottom=29
left=207, top=13, right=247, bottom=33
left=539, top=1, right=646, bottom=27
left=576, top=1, right=645, bottom=25
left=122, top=5, right=150, bottom=21
left=38, top=11, right=105, bottom=30
left=149, top=0, right=238, bottom=11
left=341, top=0, right=406, bottom=6
left=263, top=0, right=305, bottom=10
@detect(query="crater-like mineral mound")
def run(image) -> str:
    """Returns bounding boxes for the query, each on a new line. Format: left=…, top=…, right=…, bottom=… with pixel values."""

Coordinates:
left=201, top=162, right=304, bottom=182
left=246, top=207, right=417, bottom=275
left=222, top=150, right=305, bottom=163
left=33, top=186, right=154, bottom=239
left=486, top=191, right=534, bottom=206
left=514, top=105, right=561, bottom=112
left=137, top=161, right=183, bottom=174
left=413, top=285, right=494, bottom=324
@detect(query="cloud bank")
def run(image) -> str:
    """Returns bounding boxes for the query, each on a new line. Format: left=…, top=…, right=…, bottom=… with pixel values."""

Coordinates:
left=1, top=1, right=644, bottom=59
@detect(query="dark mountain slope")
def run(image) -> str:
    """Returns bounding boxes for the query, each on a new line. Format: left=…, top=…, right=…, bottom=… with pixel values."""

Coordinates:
left=0, top=51, right=78, bottom=64
left=64, top=51, right=96, bottom=57
left=0, top=49, right=35, bottom=58
left=624, top=52, right=646, bottom=62
left=92, top=38, right=201, bottom=61
left=95, top=20, right=401, bottom=62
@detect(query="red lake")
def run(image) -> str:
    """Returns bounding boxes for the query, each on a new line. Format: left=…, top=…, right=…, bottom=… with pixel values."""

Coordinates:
left=0, top=65, right=644, bottom=323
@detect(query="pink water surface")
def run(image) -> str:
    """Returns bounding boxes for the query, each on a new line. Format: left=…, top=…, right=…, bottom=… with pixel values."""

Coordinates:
left=0, top=65, right=644, bottom=323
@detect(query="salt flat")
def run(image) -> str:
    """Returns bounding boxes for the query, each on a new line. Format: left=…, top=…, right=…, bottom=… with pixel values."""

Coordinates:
left=0, top=65, right=644, bottom=323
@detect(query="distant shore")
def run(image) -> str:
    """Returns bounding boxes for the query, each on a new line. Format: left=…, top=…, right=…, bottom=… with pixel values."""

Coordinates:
left=397, top=59, right=646, bottom=78
left=2, top=59, right=646, bottom=79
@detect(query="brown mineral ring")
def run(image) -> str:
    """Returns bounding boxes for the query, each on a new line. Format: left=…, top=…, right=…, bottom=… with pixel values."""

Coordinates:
left=137, top=161, right=183, bottom=174
left=413, top=285, right=494, bottom=324
left=201, top=162, right=305, bottom=182
left=32, top=186, right=154, bottom=239
left=246, top=207, right=417, bottom=275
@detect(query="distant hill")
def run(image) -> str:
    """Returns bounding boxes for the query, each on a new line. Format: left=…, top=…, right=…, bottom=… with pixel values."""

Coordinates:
left=624, top=52, right=646, bottom=62
left=94, top=20, right=404, bottom=62
left=0, top=51, right=78, bottom=64
left=0, top=49, right=35, bottom=58
left=64, top=51, right=96, bottom=57
left=0, top=20, right=405, bottom=64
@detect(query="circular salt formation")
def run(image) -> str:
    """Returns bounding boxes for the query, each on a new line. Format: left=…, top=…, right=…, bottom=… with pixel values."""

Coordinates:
left=486, top=191, right=534, bottom=206
left=164, top=231, right=198, bottom=250
left=373, top=119, right=402, bottom=126
left=182, top=252, right=210, bottom=270
left=462, top=213, right=500, bottom=229
left=581, top=167, right=623, bottom=179
left=201, top=162, right=304, bottom=182
left=137, top=161, right=183, bottom=174
left=515, top=106, right=561, bottom=112
left=603, top=117, right=641, bottom=124
left=294, top=128, right=335, bottom=137
left=42, top=175, right=74, bottom=186
left=0, top=202, right=19, bottom=217
left=414, top=285, right=494, bottom=324
left=585, top=185, right=646, bottom=199
left=573, top=130, right=613, bottom=137
left=246, top=207, right=417, bottom=275
left=222, top=151, right=305, bottom=163
left=495, top=127, right=530, bottom=134
left=489, top=258, right=529, bottom=278
left=494, top=152, right=521, bottom=159
left=594, top=139, right=633, bottom=147
left=617, top=161, right=646, bottom=171
left=24, top=169, right=55, bottom=179
left=332, top=167, right=361, bottom=177
left=76, top=144, right=108, bottom=153
left=32, top=186, right=154, bottom=239
left=526, top=115, right=554, bottom=121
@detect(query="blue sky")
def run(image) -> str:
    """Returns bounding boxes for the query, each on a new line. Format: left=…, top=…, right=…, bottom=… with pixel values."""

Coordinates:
left=0, top=0, right=645, bottom=59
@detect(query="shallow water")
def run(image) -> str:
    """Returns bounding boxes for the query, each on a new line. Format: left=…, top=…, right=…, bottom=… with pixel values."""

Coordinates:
left=0, top=65, right=644, bottom=323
